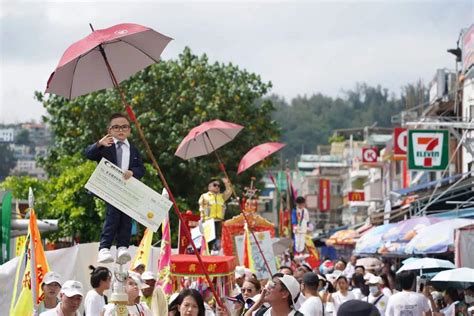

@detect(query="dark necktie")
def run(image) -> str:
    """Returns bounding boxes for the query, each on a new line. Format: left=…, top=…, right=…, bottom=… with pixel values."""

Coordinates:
left=116, top=141, right=124, bottom=168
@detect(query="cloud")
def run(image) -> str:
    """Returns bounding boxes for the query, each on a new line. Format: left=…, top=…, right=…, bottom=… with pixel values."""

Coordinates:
left=1, top=1, right=473, bottom=123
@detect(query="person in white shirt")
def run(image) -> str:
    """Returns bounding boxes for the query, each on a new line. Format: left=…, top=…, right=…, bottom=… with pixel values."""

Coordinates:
left=351, top=273, right=368, bottom=301
left=36, top=271, right=62, bottom=315
left=293, top=196, right=310, bottom=253
left=330, top=275, right=356, bottom=315
left=386, top=271, right=432, bottom=316
left=366, top=275, right=389, bottom=315
left=343, top=256, right=357, bottom=279
left=40, top=280, right=84, bottom=316
left=84, top=265, right=111, bottom=316
left=299, top=272, right=324, bottom=316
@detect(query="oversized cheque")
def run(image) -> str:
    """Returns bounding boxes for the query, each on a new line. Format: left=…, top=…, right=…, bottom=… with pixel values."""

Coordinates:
left=85, top=158, right=172, bottom=232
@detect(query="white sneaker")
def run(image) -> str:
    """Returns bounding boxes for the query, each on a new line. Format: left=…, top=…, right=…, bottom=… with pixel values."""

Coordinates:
left=98, top=248, right=114, bottom=264
left=116, top=247, right=131, bottom=264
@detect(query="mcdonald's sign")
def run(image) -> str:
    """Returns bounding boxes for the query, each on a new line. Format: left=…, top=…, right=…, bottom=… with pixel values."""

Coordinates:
left=348, top=192, right=365, bottom=201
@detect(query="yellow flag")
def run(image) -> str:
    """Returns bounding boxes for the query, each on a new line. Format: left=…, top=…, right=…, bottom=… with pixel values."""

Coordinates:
left=15, top=202, right=27, bottom=257
left=10, top=209, right=50, bottom=316
left=130, top=228, right=153, bottom=271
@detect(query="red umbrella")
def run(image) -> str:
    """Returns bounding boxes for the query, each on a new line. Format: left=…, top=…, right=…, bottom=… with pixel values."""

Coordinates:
left=237, top=142, right=285, bottom=174
left=46, top=23, right=225, bottom=307
left=45, top=23, right=172, bottom=99
left=175, top=119, right=244, bottom=160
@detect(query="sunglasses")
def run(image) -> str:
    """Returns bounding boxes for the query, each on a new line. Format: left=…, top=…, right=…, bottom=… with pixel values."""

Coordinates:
left=212, top=182, right=220, bottom=187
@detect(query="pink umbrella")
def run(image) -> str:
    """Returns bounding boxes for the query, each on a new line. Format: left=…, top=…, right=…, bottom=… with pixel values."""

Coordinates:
left=175, top=121, right=273, bottom=277
left=175, top=119, right=244, bottom=160
left=237, top=142, right=285, bottom=174
left=46, top=23, right=172, bottom=99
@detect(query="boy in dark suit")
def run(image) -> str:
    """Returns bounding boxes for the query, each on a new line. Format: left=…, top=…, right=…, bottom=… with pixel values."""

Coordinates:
left=85, top=113, right=146, bottom=264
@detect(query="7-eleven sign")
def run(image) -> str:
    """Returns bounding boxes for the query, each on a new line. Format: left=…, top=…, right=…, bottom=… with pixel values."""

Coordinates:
left=408, top=130, right=449, bottom=170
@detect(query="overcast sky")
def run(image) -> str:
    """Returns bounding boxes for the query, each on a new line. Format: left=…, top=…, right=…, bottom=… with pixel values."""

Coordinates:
left=0, top=0, right=473, bottom=123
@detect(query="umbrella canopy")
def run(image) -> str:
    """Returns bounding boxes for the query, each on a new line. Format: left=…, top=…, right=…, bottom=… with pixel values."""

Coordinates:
left=46, top=23, right=172, bottom=99
left=397, top=258, right=455, bottom=274
left=431, top=267, right=474, bottom=289
left=175, top=119, right=244, bottom=160
left=382, top=216, right=444, bottom=242
left=237, top=142, right=286, bottom=174
left=405, top=218, right=474, bottom=254
left=326, top=229, right=359, bottom=247
left=354, top=223, right=395, bottom=254
left=356, top=257, right=383, bottom=271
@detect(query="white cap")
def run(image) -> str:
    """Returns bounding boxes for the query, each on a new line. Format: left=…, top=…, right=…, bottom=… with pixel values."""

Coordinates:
left=235, top=266, right=246, bottom=278
left=366, top=275, right=383, bottom=285
left=277, top=275, right=300, bottom=304
left=43, top=271, right=62, bottom=286
left=128, top=271, right=149, bottom=289
left=60, top=280, right=84, bottom=297
left=141, top=271, right=156, bottom=281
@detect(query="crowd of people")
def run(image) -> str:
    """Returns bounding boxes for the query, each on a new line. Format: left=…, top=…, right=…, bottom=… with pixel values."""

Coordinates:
left=34, top=255, right=474, bottom=316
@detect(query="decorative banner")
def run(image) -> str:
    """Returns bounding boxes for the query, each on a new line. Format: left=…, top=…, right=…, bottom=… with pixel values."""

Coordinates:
left=362, top=147, right=379, bottom=163
left=305, top=235, right=321, bottom=269
left=348, top=191, right=365, bottom=202
left=408, top=130, right=449, bottom=170
left=1, top=192, right=13, bottom=263
left=178, top=212, right=200, bottom=254
left=394, top=128, right=408, bottom=156
left=10, top=209, right=50, bottom=315
left=130, top=228, right=153, bottom=270
left=234, top=231, right=277, bottom=280
left=318, top=179, right=330, bottom=212
left=462, top=24, right=474, bottom=75
left=157, top=216, right=172, bottom=295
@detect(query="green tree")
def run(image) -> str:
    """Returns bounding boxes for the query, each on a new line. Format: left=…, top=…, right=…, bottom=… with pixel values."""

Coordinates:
left=3, top=47, right=279, bottom=243
left=1, top=155, right=104, bottom=242
left=0, top=144, right=16, bottom=180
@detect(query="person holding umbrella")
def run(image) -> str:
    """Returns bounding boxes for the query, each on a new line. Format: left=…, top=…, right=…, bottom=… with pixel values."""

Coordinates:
left=85, top=113, right=146, bottom=264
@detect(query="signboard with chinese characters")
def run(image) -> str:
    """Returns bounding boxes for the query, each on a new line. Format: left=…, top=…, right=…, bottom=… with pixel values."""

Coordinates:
left=408, top=130, right=449, bottom=170
left=318, top=179, right=330, bottom=212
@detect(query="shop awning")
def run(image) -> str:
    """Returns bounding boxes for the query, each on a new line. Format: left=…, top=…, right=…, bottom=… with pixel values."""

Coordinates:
left=392, top=172, right=465, bottom=196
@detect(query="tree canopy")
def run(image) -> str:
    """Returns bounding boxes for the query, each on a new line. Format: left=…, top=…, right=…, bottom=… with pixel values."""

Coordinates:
left=2, top=47, right=279, bottom=243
